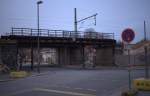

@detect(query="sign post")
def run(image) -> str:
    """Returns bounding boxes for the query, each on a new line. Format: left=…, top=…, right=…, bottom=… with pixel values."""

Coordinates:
left=144, top=21, right=149, bottom=79
left=121, top=28, right=135, bottom=90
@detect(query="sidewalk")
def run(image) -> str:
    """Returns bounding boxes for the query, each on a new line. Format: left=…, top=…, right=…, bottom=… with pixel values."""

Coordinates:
left=0, top=67, right=56, bottom=82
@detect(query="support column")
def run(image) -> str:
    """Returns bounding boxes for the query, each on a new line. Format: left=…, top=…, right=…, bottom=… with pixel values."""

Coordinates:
left=64, top=47, right=67, bottom=66
left=66, top=47, right=70, bottom=66
left=1, top=44, right=18, bottom=70
left=113, top=47, right=115, bottom=66
left=58, top=48, right=63, bottom=67
left=93, top=47, right=96, bottom=68
left=58, top=47, right=70, bottom=67
left=31, top=47, right=34, bottom=70
left=81, top=46, right=85, bottom=68
left=19, top=48, right=23, bottom=70
left=16, top=45, right=19, bottom=70
left=0, top=46, right=1, bottom=64
left=112, top=42, right=116, bottom=66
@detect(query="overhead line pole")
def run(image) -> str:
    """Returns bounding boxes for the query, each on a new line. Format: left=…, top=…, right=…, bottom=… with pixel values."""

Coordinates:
left=74, top=8, right=77, bottom=38
left=74, top=8, right=98, bottom=39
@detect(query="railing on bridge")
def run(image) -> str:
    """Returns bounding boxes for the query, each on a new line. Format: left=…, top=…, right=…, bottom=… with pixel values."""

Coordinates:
left=6, top=28, right=114, bottom=39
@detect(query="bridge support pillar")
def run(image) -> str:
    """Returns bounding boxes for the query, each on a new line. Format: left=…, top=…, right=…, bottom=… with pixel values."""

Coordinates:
left=81, top=47, right=85, bottom=68
left=96, top=47, right=114, bottom=66
left=31, top=47, right=34, bottom=70
left=1, top=44, right=18, bottom=69
left=58, top=47, right=70, bottom=67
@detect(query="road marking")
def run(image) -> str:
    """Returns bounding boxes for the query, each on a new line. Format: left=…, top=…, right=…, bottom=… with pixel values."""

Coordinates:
left=34, top=88, right=96, bottom=96
left=74, top=88, right=96, bottom=92
left=53, top=85, right=96, bottom=92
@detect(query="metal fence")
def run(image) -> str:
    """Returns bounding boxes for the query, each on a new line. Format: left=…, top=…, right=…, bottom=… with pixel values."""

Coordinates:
left=6, top=28, right=114, bottom=39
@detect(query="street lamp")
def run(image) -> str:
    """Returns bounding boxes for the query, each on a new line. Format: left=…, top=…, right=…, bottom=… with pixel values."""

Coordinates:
left=144, top=20, right=149, bottom=79
left=37, top=0, right=43, bottom=73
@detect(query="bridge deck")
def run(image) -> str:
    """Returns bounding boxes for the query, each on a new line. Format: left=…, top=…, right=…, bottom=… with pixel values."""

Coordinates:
left=6, top=28, right=114, bottom=39
left=0, top=28, right=116, bottom=48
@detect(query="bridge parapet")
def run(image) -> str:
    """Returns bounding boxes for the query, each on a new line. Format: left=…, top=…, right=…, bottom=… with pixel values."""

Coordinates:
left=5, top=28, right=114, bottom=39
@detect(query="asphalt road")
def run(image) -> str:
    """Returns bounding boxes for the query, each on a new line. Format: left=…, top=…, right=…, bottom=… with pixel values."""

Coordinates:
left=0, top=68, right=147, bottom=96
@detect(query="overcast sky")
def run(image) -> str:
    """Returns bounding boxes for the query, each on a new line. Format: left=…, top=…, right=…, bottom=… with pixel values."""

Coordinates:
left=0, top=0, right=150, bottom=43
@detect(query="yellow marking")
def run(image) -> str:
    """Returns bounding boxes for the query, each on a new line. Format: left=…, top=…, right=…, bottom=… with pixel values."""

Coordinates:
left=34, top=88, right=96, bottom=96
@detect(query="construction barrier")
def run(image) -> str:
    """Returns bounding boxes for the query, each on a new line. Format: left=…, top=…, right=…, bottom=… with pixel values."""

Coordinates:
left=10, top=71, right=28, bottom=78
left=133, top=78, right=150, bottom=91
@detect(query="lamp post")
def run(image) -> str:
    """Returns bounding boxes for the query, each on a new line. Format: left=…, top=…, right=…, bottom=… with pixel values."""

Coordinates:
left=144, top=20, right=149, bottom=79
left=37, top=1, right=43, bottom=73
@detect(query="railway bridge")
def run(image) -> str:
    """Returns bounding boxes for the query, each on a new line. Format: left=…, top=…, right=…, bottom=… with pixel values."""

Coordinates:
left=0, top=28, right=116, bottom=70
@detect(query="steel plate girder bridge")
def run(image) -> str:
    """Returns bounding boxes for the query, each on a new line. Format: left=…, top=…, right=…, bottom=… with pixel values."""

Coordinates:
left=0, top=28, right=116, bottom=70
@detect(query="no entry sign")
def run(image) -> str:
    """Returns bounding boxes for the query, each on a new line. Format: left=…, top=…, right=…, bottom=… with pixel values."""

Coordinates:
left=121, top=28, right=135, bottom=43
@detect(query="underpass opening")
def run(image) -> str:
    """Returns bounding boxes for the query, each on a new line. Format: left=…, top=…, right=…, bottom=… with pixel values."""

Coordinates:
left=17, top=48, right=59, bottom=70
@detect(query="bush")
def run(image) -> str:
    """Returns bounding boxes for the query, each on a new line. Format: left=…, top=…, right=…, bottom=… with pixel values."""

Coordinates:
left=10, top=71, right=29, bottom=78
left=121, top=90, right=138, bottom=96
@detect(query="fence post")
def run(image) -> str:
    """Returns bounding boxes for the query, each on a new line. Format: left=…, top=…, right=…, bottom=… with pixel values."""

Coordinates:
left=48, top=30, right=49, bottom=36
left=55, top=30, right=57, bottom=37
left=102, top=33, right=103, bottom=39
left=21, top=28, right=23, bottom=36
left=62, top=31, right=64, bottom=37
left=31, top=29, right=32, bottom=36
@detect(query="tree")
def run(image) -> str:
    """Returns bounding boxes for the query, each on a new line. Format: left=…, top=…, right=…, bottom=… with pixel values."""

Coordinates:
left=84, top=28, right=98, bottom=38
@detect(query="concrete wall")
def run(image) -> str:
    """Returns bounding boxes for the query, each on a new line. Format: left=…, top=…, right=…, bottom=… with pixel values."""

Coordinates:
left=58, top=47, right=71, bottom=66
left=115, top=54, right=150, bottom=67
left=70, top=48, right=83, bottom=65
left=96, top=48, right=114, bottom=66
left=0, top=44, right=115, bottom=69
left=58, top=47, right=84, bottom=66
left=115, top=55, right=135, bottom=66
left=0, top=47, right=2, bottom=64
left=1, top=44, right=18, bottom=69
left=58, top=47, right=114, bottom=67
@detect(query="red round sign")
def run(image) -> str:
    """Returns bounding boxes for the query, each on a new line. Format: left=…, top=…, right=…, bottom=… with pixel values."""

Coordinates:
left=121, top=28, right=135, bottom=43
